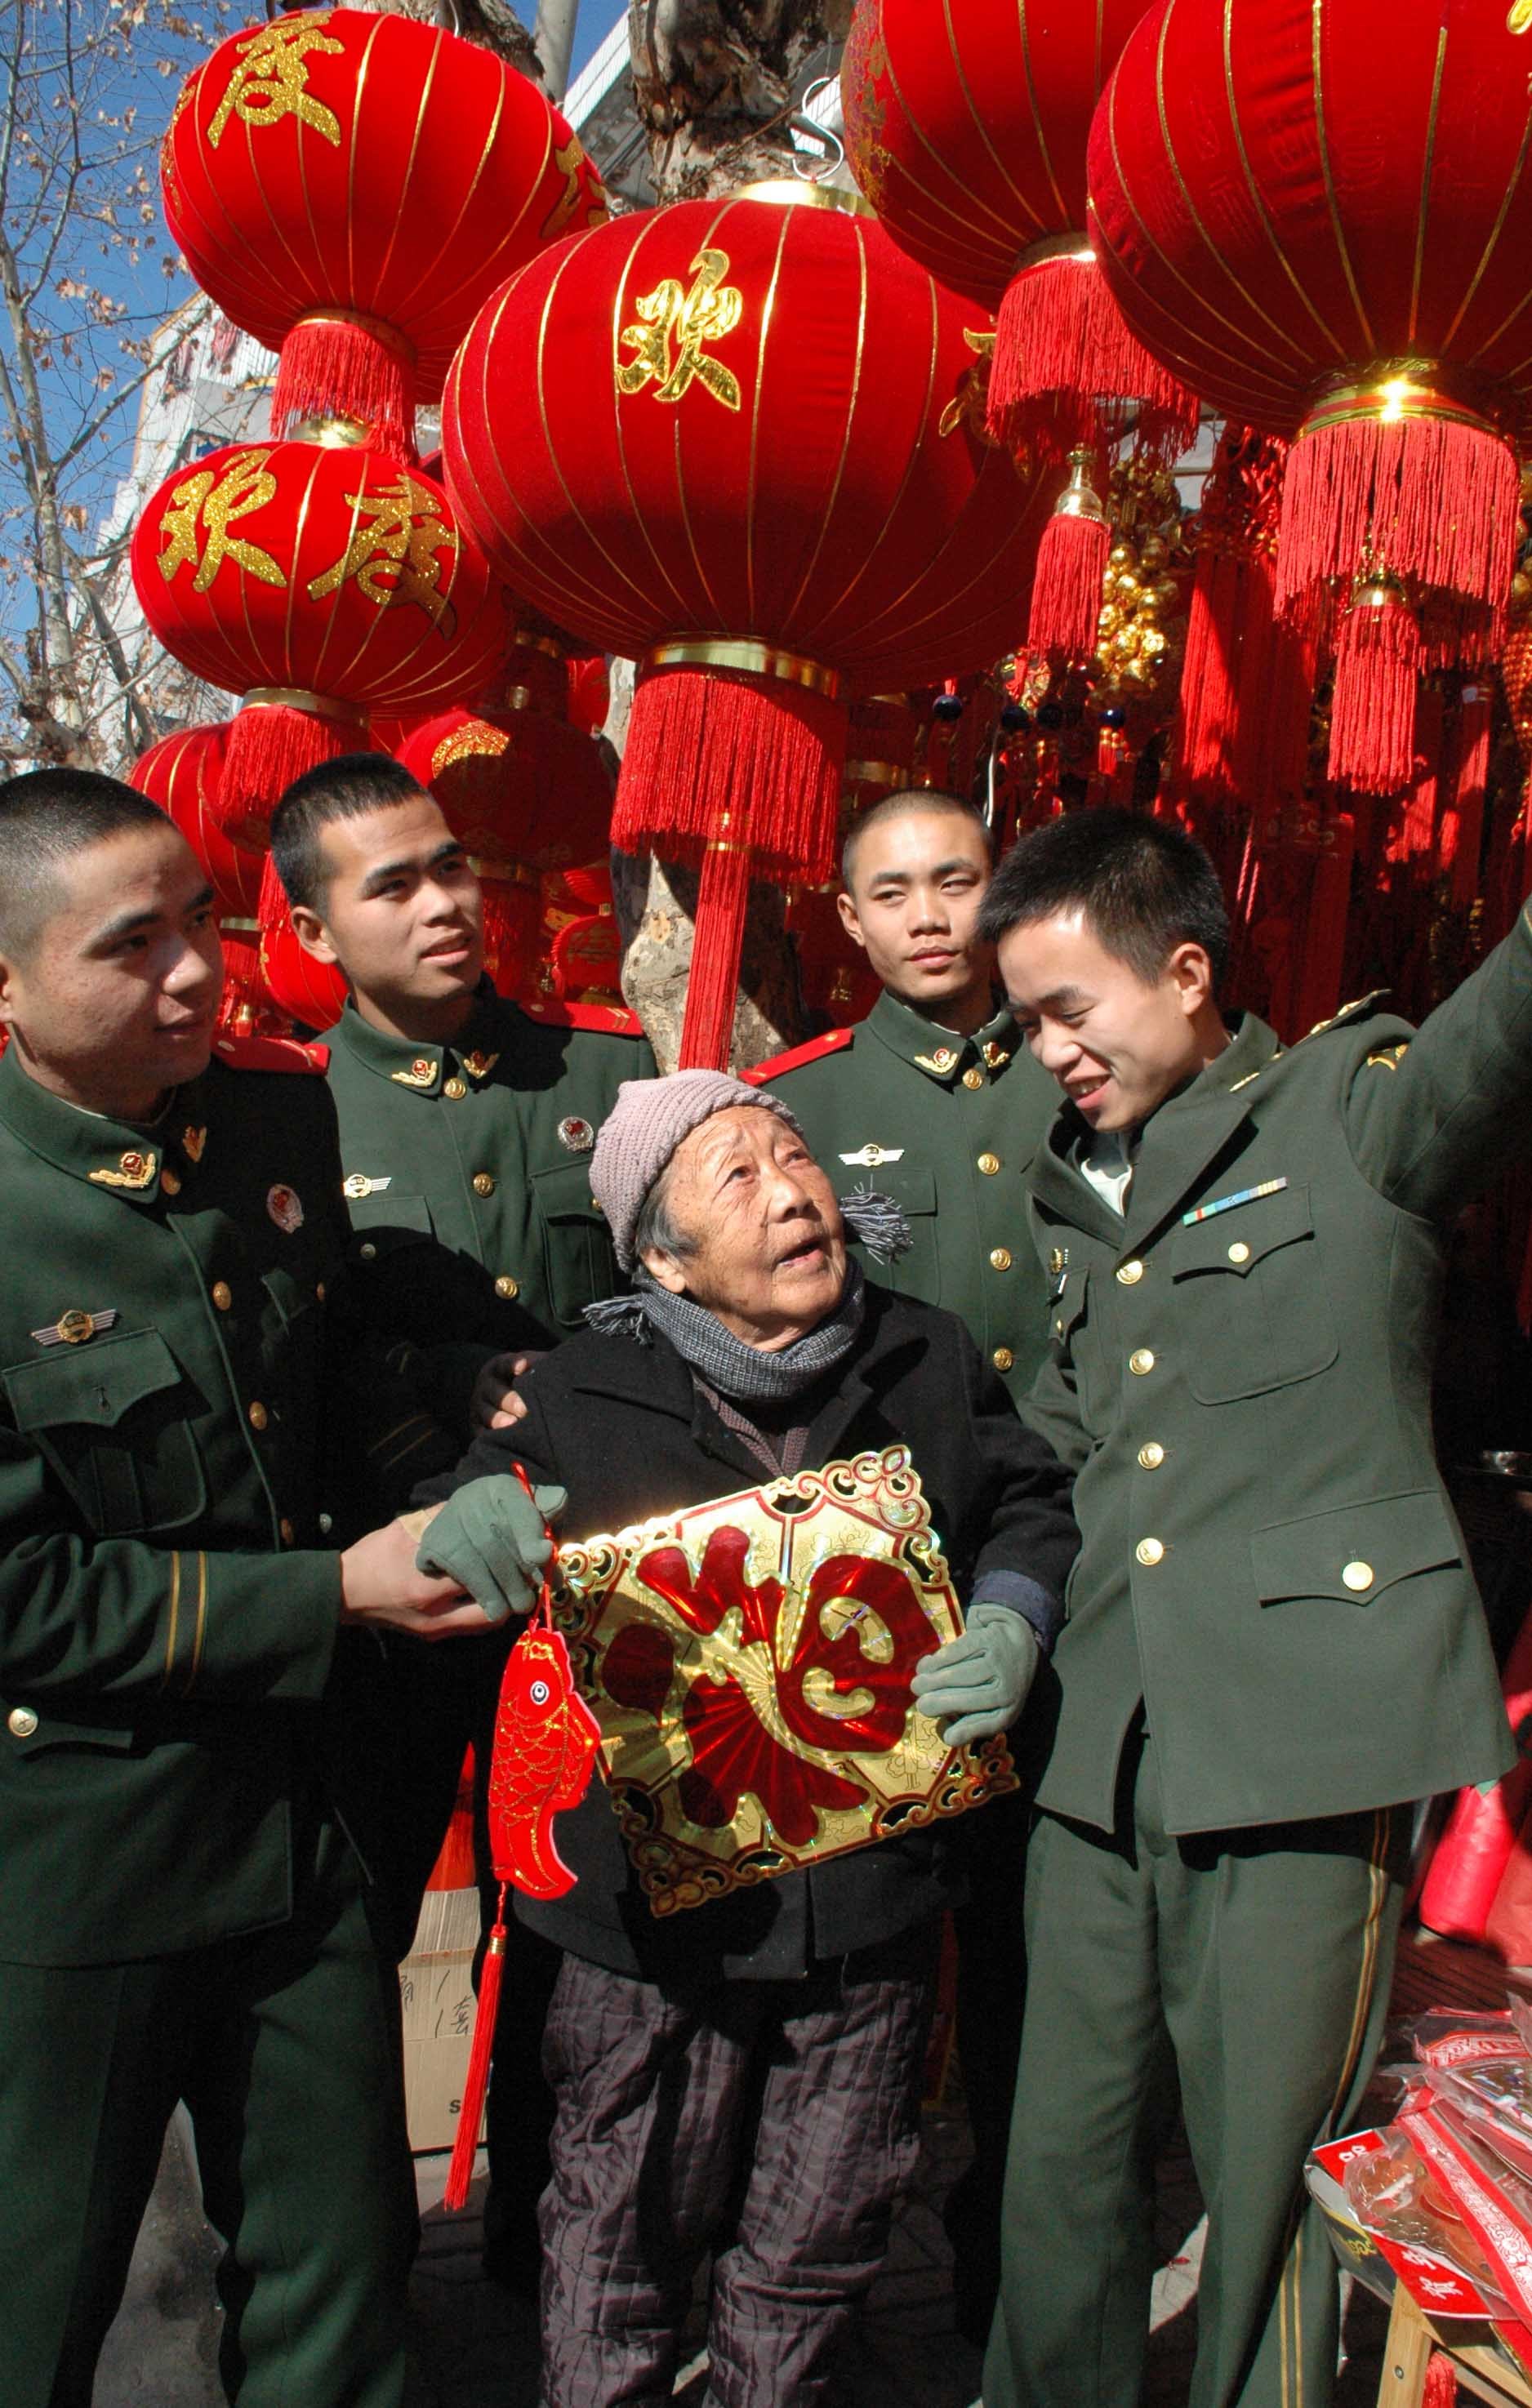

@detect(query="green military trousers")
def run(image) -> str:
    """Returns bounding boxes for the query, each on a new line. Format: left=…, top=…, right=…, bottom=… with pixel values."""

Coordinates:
left=984, top=1732, right=1405, bottom=2408
left=0, top=1828, right=415, bottom=2408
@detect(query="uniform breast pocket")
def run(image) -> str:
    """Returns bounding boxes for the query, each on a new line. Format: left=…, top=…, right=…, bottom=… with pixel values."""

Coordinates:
left=1170, top=1183, right=1338, bottom=1404
left=346, top=1191, right=435, bottom=1263
left=1047, top=1266, right=1107, bottom=1425
left=2, top=1329, right=208, bottom=1535
left=530, top=1159, right=617, bottom=1327
left=848, top=1163, right=937, bottom=1293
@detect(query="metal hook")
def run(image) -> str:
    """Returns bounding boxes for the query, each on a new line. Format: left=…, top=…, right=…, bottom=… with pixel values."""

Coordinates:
left=787, top=82, right=846, bottom=183
left=434, top=0, right=462, bottom=29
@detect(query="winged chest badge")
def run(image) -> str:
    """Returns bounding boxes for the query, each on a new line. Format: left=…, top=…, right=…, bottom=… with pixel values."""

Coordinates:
left=551, top=1448, right=1017, bottom=1917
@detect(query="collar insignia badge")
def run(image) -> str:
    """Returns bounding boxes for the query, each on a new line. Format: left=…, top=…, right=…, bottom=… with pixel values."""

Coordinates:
left=88, top=1149, right=156, bottom=1190
left=391, top=1057, right=438, bottom=1089
left=182, top=1126, right=207, bottom=1163
left=461, top=1050, right=500, bottom=1081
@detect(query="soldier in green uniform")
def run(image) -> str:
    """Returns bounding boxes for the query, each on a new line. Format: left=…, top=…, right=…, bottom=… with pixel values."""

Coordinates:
left=270, top=752, right=652, bottom=2287
left=747, top=789, right=1060, bottom=2340
left=0, top=770, right=503, bottom=2408
left=978, top=808, right=1520, bottom=2408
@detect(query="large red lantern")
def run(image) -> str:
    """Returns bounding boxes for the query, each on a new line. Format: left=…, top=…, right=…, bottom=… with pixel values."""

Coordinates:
left=160, top=7, right=606, bottom=451
left=129, top=721, right=279, bottom=1037
left=130, top=438, right=505, bottom=839
left=1089, top=0, right=1530, bottom=791
left=839, top=0, right=1198, bottom=669
left=256, top=852, right=350, bottom=1032
left=443, top=185, right=1049, bottom=1066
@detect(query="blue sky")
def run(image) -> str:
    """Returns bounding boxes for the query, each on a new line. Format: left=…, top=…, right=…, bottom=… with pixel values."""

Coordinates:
left=568, top=0, right=628, bottom=87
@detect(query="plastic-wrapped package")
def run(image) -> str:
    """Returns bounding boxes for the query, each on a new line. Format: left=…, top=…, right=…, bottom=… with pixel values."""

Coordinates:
left=1406, top=2008, right=1526, bottom=2069
left=1343, top=2125, right=1508, bottom=2305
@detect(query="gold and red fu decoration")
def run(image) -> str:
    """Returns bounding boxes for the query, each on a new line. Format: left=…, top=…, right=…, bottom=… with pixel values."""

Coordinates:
left=1088, top=0, right=1529, bottom=800
left=839, top=0, right=1199, bottom=672
left=443, top=182, right=1050, bottom=1070
left=395, top=629, right=617, bottom=1005
left=151, top=4, right=606, bottom=843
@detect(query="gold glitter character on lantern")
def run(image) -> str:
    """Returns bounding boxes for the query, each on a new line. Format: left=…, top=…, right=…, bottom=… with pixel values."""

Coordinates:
left=617, top=248, right=744, bottom=412
left=207, top=16, right=345, bottom=150
left=307, top=474, right=460, bottom=633
left=157, top=452, right=287, bottom=595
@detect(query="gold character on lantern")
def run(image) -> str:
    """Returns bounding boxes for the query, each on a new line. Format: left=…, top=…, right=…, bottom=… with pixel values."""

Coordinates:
left=541, top=136, right=607, bottom=242
left=207, top=16, right=345, bottom=150
left=306, top=474, right=460, bottom=634
left=1510, top=0, right=1532, bottom=33
left=158, top=452, right=287, bottom=595
left=617, top=248, right=744, bottom=412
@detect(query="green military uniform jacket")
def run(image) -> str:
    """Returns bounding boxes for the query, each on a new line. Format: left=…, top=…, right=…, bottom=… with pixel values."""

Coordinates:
left=0, top=1035, right=451, bottom=1970
left=748, top=989, right=1058, bottom=1400
left=1023, top=916, right=1532, bottom=1840
left=322, top=984, right=653, bottom=1431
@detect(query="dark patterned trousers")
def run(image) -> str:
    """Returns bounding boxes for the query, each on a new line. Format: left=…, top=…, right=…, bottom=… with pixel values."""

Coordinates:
left=537, top=1930, right=939, bottom=2408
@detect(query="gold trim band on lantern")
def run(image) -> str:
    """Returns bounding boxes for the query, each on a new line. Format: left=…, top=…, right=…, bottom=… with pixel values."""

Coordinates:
left=1013, top=231, right=1097, bottom=274
left=469, top=857, right=540, bottom=888
left=736, top=178, right=877, bottom=222
left=239, top=688, right=368, bottom=724
left=220, top=917, right=261, bottom=934
left=289, top=306, right=417, bottom=366
left=844, top=759, right=906, bottom=789
left=642, top=639, right=840, bottom=700
left=1301, top=368, right=1504, bottom=439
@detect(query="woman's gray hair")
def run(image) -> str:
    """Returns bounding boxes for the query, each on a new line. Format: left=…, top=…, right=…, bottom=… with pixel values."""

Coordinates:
left=630, top=1157, right=695, bottom=1264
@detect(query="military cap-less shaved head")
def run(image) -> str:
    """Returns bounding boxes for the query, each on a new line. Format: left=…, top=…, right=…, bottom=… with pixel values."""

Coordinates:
left=270, top=753, right=432, bottom=914
left=840, top=788, right=990, bottom=892
left=0, top=768, right=174, bottom=960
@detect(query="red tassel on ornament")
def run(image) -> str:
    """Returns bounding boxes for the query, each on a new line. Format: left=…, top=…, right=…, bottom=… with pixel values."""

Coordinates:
left=614, top=660, right=845, bottom=1072
left=219, top=695, right=380, bottom=847
left=1445, top=683, right=1491, bottom=909
left=271, top=310, right=417, bottom=456
left=217, top=924, right=279, bottom=1040
left=474, top=863, right=543, bottom=1002
left=1027, top=450, right=1111, bottom=666
left=443, top=1888, right=504, bottom=2212
left=1277, top=394, right=1517, bottom=658
left=1423, top=2354, right=1457, bottom=2406
left=987, top=243, right=1200, bottom=461
left=1326, top=576, right=1421, bottom=795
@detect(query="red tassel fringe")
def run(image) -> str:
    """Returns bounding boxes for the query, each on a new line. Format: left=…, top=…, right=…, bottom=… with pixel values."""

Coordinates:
left=217, top=927, right=280, bottom=1039
left=614, top=666, right=844, bottom=880
left=219, top=702, right=377, bottom=847
left=477, top=867, right=543, bottom=1002
left=1278, top=411, right=1517, bottom=649
left=1445, top=682, right=1491, bottom=907
left=679, top=836, right=751, bottom=1071
left=987, top=251, right=1200, bottom=462
left=1423, top=2353, right=1457, bottom=2406
left=272, top=315, right=416, bottom=455
left=1327, top=593, right=1421, bottom=795
left=443, top=1894, right=505, bottom=2212
left=1027, top=506, right=1111, bottom=665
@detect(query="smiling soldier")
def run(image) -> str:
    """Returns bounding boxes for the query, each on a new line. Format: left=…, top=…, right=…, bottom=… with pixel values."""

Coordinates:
left=980, top=807, right=1523, bottom=2408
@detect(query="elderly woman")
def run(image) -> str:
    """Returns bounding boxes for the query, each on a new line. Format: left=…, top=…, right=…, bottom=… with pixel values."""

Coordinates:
left=419, top=1071, right=1076, bottom=2408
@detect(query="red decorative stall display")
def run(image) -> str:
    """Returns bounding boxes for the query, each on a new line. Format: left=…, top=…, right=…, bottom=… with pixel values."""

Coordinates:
left=129, top=721, right=278, bottom=1038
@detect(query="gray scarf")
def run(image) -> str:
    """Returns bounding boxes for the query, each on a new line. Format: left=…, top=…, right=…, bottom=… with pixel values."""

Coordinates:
left=581, top=1186, right=910, bottom=1404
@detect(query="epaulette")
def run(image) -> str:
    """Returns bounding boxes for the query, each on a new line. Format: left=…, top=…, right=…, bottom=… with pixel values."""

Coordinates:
left=1364, top=1041, right=1410, bottom=1071
left=213, top=1033, right=330, bottom=1075
left=1297, top=990, right=1390, bottom=1042
left=519, top=997, right=645, bottom=1038
left=742, top=1027, right=855, bottom=1086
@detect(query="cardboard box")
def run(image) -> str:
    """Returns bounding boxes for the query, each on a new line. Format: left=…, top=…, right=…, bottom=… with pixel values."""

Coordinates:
left=399, top=1888, right=484, bottom=2156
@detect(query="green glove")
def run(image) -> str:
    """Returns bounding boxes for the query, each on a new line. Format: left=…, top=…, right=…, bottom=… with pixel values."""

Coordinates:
left=415, top=1475, right=567, bottom=1625
left=910, top=1600, right=1040, bottom=1747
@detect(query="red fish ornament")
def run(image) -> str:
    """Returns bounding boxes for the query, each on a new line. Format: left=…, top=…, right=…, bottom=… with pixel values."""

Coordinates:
left=443, top=1471, right=599, bottom=2210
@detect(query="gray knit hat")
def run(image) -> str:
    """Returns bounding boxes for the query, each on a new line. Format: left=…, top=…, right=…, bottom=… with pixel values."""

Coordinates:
left=590, top=1070, right=803, bottom=1271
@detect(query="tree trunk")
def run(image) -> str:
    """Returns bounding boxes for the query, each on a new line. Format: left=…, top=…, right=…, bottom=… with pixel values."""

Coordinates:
left=345, top=0, right=546, bottom=87
left=615, top=0, right=848, bottom=1067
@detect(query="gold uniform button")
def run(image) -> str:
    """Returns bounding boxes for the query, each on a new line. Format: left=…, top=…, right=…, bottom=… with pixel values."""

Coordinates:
left=990, top=1247, right=1013, bottom=1271
left=473, top=1173, right=497, bottom=1198
left=315, top=1282, right=325, bottom=1302
left=977, top=1152, right=1001, bottom=1176
left=443, top=1077, right=468, bottom=1100
left=1129, top=1348, right=1156, bottom=1375
left=495, top=1275, right=520, bottom=1301
left=1116, top=1259, right=1144, bottom=1285
left=1136, top=1538, right=1165, bottom=1567
left=7, top=1707, right=38, bottom=1739
left=962, top=1066, right=984, bottom=1090
left=1227, top=1240, right=1251, bottom=1264
left=1342, top=1560, right=1374, bottom=1592
left=1138, top=1442, right=1165, bottom=1470
left=212, top=1281, right=233, bottom=1312
left=248, top=1401, right=269, bottom=1432
left=993, top=1346, right=1015, bottom=1373
left=278, top=1517, right=295, bottom=1546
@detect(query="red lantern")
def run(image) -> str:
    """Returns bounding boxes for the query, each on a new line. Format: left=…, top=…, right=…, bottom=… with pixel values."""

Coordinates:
left=443, top=186, right=1049, bottom=1066
left=1088, top=0, right=1530, bottom=791
left=161, top=7, right=606, bottom=450
left=256, top=853, right=350, bottom=1032
left=839, top=0, right=1198, bottom=669
left=130, top=438, right=505, bottom=840
left=129, top=721, right=281, bottom=1038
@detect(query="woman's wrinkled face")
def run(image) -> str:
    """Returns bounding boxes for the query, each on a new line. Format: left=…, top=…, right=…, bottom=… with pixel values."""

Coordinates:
left=639, top=1106, right=848, bottom=1351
